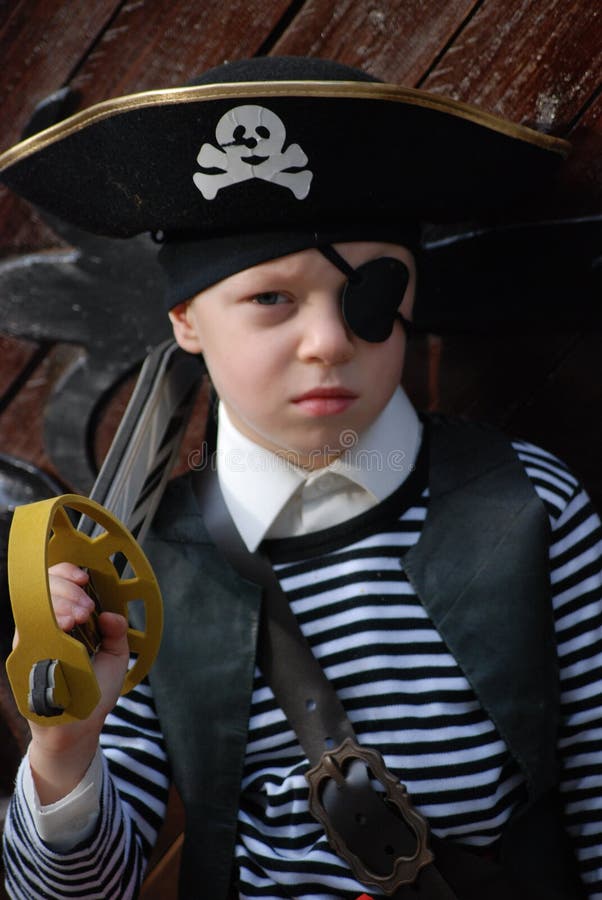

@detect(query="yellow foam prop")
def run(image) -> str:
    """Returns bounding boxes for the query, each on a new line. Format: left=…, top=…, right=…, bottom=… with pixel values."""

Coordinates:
left=6, top=494, right=163, bottom=726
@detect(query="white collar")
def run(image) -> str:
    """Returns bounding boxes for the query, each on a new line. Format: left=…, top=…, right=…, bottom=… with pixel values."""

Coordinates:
left=215, top=386, right=421, bottom=550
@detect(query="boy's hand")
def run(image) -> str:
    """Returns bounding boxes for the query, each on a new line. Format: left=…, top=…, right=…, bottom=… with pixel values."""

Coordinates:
left=16, top=562, right=130, bottom=805
left=48, top=562, right=98, bottom=631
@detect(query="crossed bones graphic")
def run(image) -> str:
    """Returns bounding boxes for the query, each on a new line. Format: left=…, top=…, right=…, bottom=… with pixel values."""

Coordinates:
left=193, top=105, right=313, bottom=200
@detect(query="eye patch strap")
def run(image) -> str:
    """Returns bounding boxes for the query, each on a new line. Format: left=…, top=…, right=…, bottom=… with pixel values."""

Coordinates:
left=317, top=243, right=361, bottom=282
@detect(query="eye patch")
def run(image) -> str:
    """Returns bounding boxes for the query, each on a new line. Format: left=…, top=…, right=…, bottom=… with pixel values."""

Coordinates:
left=318, top=245, right=410, bottom=342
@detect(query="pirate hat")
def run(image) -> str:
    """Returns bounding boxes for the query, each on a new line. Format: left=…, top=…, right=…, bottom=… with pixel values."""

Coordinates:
left=0, top=56, right=569, bottom=308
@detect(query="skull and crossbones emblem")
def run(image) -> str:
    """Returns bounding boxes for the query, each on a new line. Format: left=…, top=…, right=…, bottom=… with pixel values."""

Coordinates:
left=193, top=105, right=313, bottom=200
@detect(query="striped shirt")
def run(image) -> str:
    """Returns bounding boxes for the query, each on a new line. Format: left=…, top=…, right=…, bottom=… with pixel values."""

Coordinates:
left=4, top=439, right=602, bottom=899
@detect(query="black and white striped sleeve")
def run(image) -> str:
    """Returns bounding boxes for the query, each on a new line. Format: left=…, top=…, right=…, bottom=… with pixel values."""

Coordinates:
left=3, top=679, right=170, bottom=899
left=517, top=440, right=602, bottom=899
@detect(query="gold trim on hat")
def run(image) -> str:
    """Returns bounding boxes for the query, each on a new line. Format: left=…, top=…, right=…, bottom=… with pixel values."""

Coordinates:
left=0, top=80, right=570, bottom=171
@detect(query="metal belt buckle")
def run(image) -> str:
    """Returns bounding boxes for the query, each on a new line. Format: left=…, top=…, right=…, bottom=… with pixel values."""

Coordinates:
left=306, top=737, right=434, bottom=895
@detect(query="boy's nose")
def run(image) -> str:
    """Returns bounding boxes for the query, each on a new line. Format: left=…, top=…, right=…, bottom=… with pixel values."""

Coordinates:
left=297, top=298, right=355, bottom=365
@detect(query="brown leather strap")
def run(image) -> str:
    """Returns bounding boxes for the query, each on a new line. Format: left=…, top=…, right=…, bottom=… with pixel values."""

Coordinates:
left=195, top=465, right=356, bottom=760
left=193, top=464, right=458, bottom=899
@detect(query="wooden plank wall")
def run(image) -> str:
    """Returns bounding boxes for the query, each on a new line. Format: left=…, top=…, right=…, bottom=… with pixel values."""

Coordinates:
left=0, top=1, right=599, bottom=896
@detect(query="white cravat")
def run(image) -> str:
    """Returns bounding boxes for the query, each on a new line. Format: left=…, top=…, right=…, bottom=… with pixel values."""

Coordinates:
left=217, top=385, right=422, bottom=550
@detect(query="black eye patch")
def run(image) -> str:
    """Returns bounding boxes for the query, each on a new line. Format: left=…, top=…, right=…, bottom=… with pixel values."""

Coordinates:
left=342, top=256, right=410, bottom=342
left=318, top=245, right=410, bottom=342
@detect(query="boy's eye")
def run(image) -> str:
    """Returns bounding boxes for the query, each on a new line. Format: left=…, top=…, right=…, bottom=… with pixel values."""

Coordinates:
left=252, top=292, right=288, bottom=306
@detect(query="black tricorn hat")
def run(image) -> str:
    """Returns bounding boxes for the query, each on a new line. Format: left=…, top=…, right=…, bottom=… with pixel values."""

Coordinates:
left=0, top=56, right=570, bottom=305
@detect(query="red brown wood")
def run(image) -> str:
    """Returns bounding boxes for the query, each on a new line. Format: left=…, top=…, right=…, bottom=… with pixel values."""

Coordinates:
left=68, top=0, right=293, bottom=105
left=419, top=0, right=602, bottom=215
left=420, top=0, right=601, bottom=132
left=273, top=0, right=481, bottom=84
left=0, top=344, right=79, bottom=483
left=0, top=0, right=121, bottom=149
left=0, top=0, right=122, bottom=255
left=0, top=334, right=41, bottom=401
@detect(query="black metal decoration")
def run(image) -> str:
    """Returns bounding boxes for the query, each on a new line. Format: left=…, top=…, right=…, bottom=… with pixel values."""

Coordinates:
left=0, top=215, right=169, bottom=492
left=415, top=215, right=602, bottom=335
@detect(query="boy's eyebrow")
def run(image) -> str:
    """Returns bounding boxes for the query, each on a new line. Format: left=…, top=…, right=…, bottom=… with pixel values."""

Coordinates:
left=228, top=257, right=309, bottom=284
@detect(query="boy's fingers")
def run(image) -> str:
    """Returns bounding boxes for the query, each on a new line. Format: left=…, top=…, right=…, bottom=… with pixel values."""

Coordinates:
left=48, top=562, right=89, bottom=584
left=48, top=575, right=94, bottom=606
left=48, top=578, right=96, bottom=631
left=93, top=613, right=130, bottom=709
left=52, top=593, right=94, bottom=616
left=97, top=611, right=129, bottom=653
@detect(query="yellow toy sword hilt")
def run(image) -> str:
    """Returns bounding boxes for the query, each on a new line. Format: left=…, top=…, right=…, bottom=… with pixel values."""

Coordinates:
left=7, top=494, right=163, bottom=726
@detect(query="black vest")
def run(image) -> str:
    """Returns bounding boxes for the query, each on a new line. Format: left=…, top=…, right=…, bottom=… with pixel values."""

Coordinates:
left=143, top=419, right=582, bottom=899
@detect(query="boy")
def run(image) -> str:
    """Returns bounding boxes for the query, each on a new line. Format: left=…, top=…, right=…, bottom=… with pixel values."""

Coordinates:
left=1, top=57, right=602, bottom=900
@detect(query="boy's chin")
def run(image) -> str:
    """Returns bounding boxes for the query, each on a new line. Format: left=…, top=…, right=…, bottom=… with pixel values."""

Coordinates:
left=279, top=441, right=351, bottom=471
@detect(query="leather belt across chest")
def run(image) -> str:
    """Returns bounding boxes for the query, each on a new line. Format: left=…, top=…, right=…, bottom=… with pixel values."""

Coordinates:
left=194, top=464, right=458, bottom=899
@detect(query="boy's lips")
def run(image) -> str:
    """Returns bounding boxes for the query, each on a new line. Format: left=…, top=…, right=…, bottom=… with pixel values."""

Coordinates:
left=292, top=386, right=358, bottom=416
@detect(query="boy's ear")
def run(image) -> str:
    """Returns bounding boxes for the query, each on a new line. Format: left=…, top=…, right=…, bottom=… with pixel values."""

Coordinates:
left=169, top=301, right=204, bottom=353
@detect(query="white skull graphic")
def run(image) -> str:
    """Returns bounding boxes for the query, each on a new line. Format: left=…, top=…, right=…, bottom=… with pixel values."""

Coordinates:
left=193, top=104, right=313, bottom=200
left=215, top=105, right=286, bottom=159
